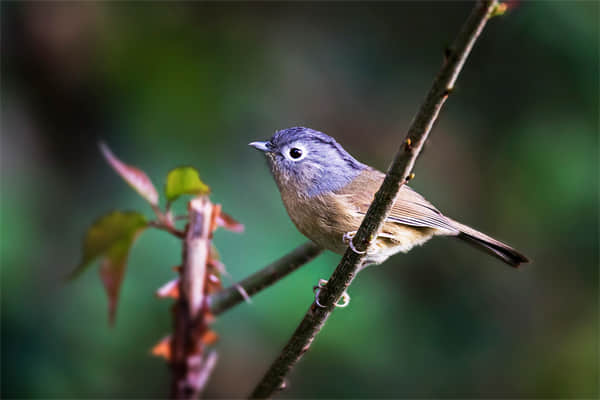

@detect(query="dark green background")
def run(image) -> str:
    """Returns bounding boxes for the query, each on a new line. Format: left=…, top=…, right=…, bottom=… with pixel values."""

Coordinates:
left=1, top=2, right=597, bottom=398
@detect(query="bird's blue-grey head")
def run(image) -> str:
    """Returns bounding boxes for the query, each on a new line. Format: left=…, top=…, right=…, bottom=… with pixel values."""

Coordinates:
left=249, top=127, right=367, bottom=197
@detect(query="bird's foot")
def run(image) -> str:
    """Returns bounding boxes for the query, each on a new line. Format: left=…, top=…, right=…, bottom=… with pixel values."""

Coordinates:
left=343, top=231, right=366, bottom=254
left=313, top=279, right=351, bottom=308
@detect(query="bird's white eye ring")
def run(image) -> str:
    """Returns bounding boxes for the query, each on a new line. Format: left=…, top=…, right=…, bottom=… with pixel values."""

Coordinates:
left=289, top=148, right=302, bottom=159
left=284, top=144, right=307, bottom=161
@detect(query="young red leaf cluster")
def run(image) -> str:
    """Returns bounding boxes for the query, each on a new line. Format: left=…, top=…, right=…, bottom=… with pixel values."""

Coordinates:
left=74, top=143, right=244, bottom=397
left=73, top=143, right=243, bottom=326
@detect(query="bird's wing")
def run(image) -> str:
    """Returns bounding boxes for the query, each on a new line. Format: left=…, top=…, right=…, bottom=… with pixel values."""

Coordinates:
left=338, top=168, right=459, bottom=234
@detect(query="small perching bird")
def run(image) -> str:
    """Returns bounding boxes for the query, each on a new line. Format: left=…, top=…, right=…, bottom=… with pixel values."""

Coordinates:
left=250, top=127, right=529, bottom=268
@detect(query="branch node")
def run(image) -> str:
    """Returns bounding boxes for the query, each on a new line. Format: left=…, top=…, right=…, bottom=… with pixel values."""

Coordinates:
left=444, top=46, right=453, bottom=62
left=489, top=2, right=508, bottom=18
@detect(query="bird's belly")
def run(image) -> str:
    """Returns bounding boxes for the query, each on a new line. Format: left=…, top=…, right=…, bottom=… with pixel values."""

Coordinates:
left=281, top=192, right=356, bottom=254
left=294, top=211, right=436, bottom=261
left=281, top=191, right=436, bottom=263
left=365, top=224, right=436, bottom=264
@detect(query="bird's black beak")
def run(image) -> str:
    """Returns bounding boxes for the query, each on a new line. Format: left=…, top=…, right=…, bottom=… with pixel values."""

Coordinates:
left=248, top=141, right=271, bottom=152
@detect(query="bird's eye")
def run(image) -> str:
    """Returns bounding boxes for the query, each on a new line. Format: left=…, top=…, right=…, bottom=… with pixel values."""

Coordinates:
left=289, top=148, right=303, bottom=159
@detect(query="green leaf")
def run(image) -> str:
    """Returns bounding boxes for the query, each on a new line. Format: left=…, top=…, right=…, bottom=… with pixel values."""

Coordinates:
left=70, top=211, right=148, bottom=324
left=165, top=166, right=210, bottom=203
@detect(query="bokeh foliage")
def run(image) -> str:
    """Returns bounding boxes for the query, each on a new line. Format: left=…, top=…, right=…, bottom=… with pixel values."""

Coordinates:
left=1, top=2, right=597, bottom=398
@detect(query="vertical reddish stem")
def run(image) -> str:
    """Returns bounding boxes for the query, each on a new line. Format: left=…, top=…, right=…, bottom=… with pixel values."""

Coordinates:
left=171, top=197, right=214, bottom=399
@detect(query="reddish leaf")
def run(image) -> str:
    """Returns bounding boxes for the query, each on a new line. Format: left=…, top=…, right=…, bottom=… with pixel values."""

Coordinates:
left=156, top=278, right=180, bottom=299
left=201, top=330, right=219, bottom=345
left=100, top=142, right=159, bottom=206
left=99, top=256, right=124, bottom=325
left=505, top=0, right=520, bottom=10
left=207, top=258, right=226, bottom=275
left=203, top=312, right=216, bottom=325
left=209, top=204, right=222, bottom=233
left=151, top=335, right=172, bottom=361
left=216, top=211, right=244, bottom=233
left=208, top=244, right=220, bottom=262
left=207, top=274, right=220, bottom=285
left=206, top=273, right=222, bottom=294
left=71, top=211, right=148, bottom=324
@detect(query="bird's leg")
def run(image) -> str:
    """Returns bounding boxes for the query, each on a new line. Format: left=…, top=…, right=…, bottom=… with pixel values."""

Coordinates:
left=344, top=231, right=383, bottom=257
left=343, top=231, right=366, bottom=254
left=313, top=279, right=350, bottom=308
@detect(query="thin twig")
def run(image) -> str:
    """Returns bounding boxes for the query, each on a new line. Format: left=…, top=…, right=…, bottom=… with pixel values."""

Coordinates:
left=149, top=220, right=186, bottom=239
left=149, top=202, right=187, bottom=238
left=208, top=242, right=323, bottom=315
left=250, top=1, right=500, bottom=398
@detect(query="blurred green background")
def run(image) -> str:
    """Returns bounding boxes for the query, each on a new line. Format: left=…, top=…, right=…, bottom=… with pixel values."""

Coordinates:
left=1, top=1, right=597, bottom=398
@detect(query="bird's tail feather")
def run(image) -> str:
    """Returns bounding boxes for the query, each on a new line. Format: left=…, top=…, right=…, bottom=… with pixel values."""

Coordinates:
left=449, top=219, right=529, bottom=268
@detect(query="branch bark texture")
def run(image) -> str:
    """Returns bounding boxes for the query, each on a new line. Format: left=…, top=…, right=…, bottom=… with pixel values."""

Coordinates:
left=209, top=242, right=322, bottom=315
left=171, top=197, right=214, bottom=399
left=251, top=1, right=500, bottom=398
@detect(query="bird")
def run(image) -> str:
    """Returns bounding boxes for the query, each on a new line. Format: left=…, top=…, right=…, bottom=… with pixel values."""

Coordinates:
left=249, top=127, right=529, bottom=268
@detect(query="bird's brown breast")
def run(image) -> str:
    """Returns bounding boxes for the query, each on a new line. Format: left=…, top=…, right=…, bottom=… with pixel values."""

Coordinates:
left=278, top=168, right=443, bottom=259
left=279, top=187, right=360, bottom=254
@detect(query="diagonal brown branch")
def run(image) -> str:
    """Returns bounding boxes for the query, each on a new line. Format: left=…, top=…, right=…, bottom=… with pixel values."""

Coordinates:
left=250, top=1, right=501, bottom=398
left=208, top=242, right=322, bottom=316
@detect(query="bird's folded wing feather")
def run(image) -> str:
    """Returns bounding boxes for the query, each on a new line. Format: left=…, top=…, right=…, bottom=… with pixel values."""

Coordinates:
left=338, top=168, right=458, bottom=234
